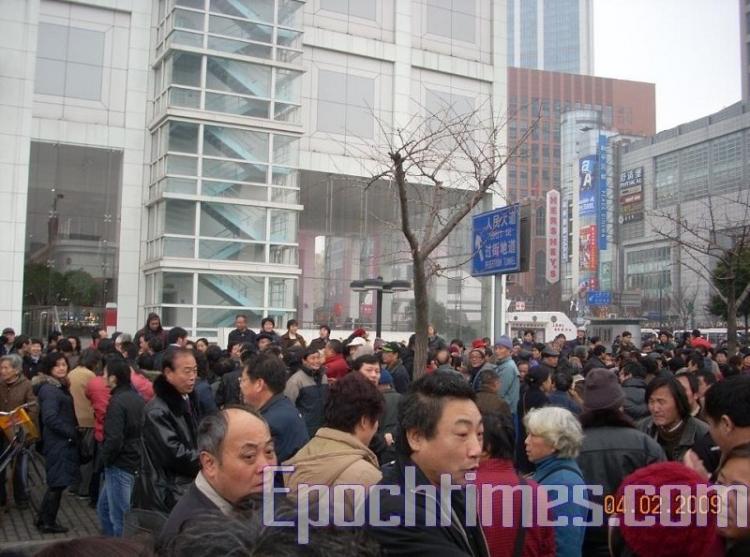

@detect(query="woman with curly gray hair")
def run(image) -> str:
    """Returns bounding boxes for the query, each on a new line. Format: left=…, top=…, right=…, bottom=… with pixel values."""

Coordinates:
left=524, top=406, right=587, bottom=557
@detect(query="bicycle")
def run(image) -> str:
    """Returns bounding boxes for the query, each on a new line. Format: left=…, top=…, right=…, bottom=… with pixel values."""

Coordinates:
left=0, top=401, right=44, bottom=513
left=0, top=401, right=38, bottom=475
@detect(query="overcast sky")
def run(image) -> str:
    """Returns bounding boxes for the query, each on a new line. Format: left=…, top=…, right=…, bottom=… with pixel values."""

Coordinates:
left=594, top=0, right=741, bottom=131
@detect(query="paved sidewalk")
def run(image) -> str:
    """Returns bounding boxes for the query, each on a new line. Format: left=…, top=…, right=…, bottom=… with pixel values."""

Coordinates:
left=0, top=451, right=99, bottom=555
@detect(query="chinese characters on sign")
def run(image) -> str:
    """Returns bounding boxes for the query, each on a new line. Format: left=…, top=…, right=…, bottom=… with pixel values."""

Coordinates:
left=587, top=290, right=612, bottom=306
left=619, top=167, right=644, bottom=224
left=579, top=225, right=597, bottom=272
left=545, top=190, right=560, bottom=284
left=471, top=204, right=521, bottom=276
left=597, top=135, right=608, bottom=250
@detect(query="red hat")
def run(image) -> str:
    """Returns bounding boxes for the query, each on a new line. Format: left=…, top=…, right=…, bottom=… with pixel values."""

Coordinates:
left=352, top=328, right=367, bottom=338
left=615, top=462, right=718, bottom=557
left=691, top=337, right=712, bottom=350
left=471, top=338, right=486, bottom=349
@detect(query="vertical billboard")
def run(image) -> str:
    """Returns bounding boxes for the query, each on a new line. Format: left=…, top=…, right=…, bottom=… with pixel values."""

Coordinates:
left=579, top=225, right=597, bottom=272
left=545, top=190, right=560, bottom=284
left=596, top=135, right=608, bottom=250
left=579, top=155, right=596, bottom=216
left=619, top=167, right=644, bottom=224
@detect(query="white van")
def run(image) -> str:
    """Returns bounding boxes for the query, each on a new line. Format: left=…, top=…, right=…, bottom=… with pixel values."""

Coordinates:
left=506, top=312, right=578, bottom=344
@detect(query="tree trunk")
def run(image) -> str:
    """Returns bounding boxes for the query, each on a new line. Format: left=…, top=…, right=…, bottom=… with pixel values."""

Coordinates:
left=727, top=283, right=738, bottom=355
left=412, top=253, right=430, bottom=380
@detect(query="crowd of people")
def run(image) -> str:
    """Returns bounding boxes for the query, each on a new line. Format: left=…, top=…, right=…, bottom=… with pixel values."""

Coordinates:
left=1, top=317, right=750, bottom=556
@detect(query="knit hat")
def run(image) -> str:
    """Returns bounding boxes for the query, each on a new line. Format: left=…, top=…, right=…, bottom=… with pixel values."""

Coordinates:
left=494, top=335, right=513, bottom=350
left=583, top=368, right=625, bottom=411
left=615, top=462, right=718, bottom=557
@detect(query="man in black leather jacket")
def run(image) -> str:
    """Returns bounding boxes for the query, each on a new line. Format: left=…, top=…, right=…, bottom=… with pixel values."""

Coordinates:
left=141, top=347, right=202, bottom=512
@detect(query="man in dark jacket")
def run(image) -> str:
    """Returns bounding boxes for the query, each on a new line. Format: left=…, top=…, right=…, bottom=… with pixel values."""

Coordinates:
left=97, top=357, right=145, bottom=536
left=141, top=348, right=201, bottom=512
left=241, top=353, right=308, bottom=463
left=619, top=360, right=649, bottom=420
left=381, top=341, right=409, bottom=394
left=284, top=348, right=328, bottom=437
left=367, top=373, right=489, bottom=556
left=583, top=345, right=607, bottom=375
left=158, top=406, right=276, bottom=548
left=227, top=314, right=256, bottom=347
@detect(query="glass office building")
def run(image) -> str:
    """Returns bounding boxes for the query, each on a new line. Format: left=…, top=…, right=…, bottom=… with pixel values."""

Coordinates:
left=1, top=0, right=507, bottom=340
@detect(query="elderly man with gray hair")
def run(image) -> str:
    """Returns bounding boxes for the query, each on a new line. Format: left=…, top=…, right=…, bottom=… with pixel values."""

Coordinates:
left=0, top=353, right=37, bottom=509
left=158, top=405, right=277, bottom=547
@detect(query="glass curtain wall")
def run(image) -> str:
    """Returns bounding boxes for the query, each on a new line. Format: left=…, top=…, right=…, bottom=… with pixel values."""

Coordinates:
left=145, top=0, right=304, bottom=337
left=24, top=143, right=122, bottom=337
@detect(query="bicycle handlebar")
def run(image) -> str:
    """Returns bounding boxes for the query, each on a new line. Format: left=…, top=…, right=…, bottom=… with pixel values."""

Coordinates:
left=0, top=400, right=37, bottom=417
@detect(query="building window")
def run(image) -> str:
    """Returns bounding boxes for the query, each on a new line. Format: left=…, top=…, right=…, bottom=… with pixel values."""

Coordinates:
left=35, top=23, right=105, bottom=100
left=535, top=206, right=545, bottom=236
left=317, top=70, right=375, bottom=138
left=425, top=0, right=476, bottom=43
left=320, top=0, right=376, bottom=20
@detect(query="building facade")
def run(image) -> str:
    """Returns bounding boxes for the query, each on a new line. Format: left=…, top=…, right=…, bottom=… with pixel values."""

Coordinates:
left=505, top=67, right=655, bottom=311
left=741, top=0, right=750, bottom=103
left=1, top=0, right=510, bottom=341
left=618, top=101, right=750, bottom=327
left=507, top=0, right=594, bottom=74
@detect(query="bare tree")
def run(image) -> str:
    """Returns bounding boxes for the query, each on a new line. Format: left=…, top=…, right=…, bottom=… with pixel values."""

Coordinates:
left=651, top=191, right=750, bottom=353
left=361, top=100, right=538, bottom=378
left=669, top=283, right=697, bottom=333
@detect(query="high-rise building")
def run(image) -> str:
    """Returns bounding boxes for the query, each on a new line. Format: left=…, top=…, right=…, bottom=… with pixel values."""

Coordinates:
left=507, top=0, right=594, bottom=74
left=505, top=67, right=655, bottom=311
left=1, top=0, right=509, bottom=341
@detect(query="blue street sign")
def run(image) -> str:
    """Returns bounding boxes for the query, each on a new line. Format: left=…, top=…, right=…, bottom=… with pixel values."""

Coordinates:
left=587, top=291, right=612, bottom=306
left=471, top=204, right=521, bottom=276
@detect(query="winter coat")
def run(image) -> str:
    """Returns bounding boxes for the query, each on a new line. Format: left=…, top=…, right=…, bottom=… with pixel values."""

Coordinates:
left=638, top=415, right=709, bottom=462
left=0, top=374, right=38, bottom=425
left=548, top=390, right=582, bottom=415
left=101, top=384, right=146, bottom=474
left=324, top=353, right=349, bottom=381
left=142, top=374, right=201, bottom=511
left=577, top=425, right=666, bottom=557
left=531, top=455, right=587, bottom=557
left=67, top=365, right=96, bottom=428
left=386, top=361, right=410, bottom=394
left=376, top=389, right=401, bottom=464
left=583, top=356, right=606, bottom=376
left=194, top=378, right=218, bottom=416
left=259, top=393, right=309, bottom=463
left=85, top=375, right=111, bottom=443
left=227, top=327, right=256, bottom=347
left=494, top=357, right=521, bottom=412
left=284, top=366, right=328, bottom=437
left=476, top=459, right=555, bottom=557
left=621, top=377, right=649, bottom=420
left=367, top=456, right=490, bottom=556
left=34, top=375, right=79, bottom=488
left=280, top=332, right=306, bottom=350
left=131, top=370, right=154, bottom=402
left=284, top=427, right=381, bottom=518
left=157, top=481, right=220, bottom=549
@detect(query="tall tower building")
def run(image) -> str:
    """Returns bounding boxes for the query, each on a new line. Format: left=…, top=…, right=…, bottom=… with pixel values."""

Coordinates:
left=507, top=0, right=594, bottom=74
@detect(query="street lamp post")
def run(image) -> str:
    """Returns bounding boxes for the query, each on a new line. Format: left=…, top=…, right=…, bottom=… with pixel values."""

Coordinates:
left=350, top=276, right=411, bottom=338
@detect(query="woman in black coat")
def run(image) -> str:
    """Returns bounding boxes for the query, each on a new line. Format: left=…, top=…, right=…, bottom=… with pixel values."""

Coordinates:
left=32, top=351, right=79, bottom=533
left=515, top=366, right=552, bottom=474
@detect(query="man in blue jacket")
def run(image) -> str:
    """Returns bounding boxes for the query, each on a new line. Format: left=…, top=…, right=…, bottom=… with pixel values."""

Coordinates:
left=240, top=353, right=308, bottom=463
left=474, top=336, right=519, bottom=416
